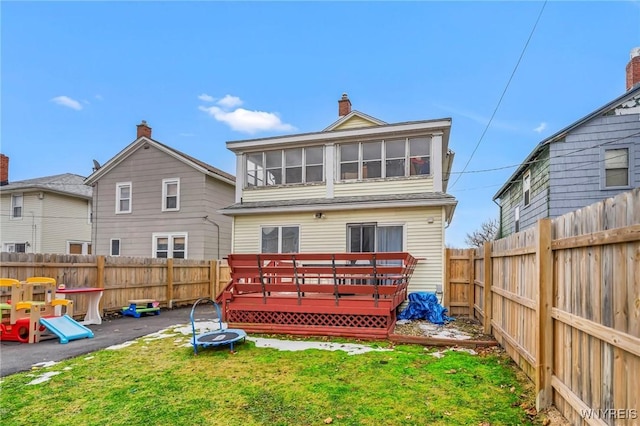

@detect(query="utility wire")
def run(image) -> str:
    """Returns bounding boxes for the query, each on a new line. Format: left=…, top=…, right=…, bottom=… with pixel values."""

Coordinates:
left=449, top=0, right=548, bottom=189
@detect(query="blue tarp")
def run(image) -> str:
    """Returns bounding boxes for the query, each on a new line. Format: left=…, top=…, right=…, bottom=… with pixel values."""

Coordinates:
left=398, top=292, right=453, bottom=325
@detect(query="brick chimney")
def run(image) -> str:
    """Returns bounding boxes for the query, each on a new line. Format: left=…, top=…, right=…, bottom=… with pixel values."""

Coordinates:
left=338, top=93, right=352, bottom=117
left=136, top=120, right=152, bottom=139
left=0, top=154, right=8, bottom=186
left=626, top=47, right=640, bottom=91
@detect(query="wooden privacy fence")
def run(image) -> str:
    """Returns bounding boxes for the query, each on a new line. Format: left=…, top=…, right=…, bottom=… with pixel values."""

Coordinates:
left=445, top=188, right=640, bottom=425
left=0, top=254, right=231, bottom=317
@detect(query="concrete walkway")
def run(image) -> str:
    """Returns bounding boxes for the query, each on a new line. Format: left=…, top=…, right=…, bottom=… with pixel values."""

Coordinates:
left=1, top=307, right=193, bottom=377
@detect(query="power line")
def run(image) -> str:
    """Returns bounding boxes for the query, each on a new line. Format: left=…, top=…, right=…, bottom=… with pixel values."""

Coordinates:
left=449, top=0, right=548, bottom=189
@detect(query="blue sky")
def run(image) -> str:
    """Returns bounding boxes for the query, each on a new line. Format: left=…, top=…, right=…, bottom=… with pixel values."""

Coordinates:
left=2, top=1, right=639, bottom=247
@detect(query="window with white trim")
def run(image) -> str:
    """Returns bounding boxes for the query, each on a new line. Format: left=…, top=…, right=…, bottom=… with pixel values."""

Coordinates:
left=162, top=178, right=180, bottom=211
left=246, top=147, right=324, bottom=187
left=604, top=148, right=629, bottom=187
left=116, top=182, right=132, bottom=214
left=514, top=206, right=520, bottom=233
left=261, top=226, right=299, bottom=253
left=340, top=137, right=431, bottom=180
left=110, top=239, right=121, bottom=256
left=347, top=223, right=404, bottom=253
left=523, top=171, right=531, bottom=207
left=68, top=241, right=91, bottom=255
left=11, top=193, right=23, bottom=219
left=4, top=243, right=26, bottom=253
left=153, top=233, right=187, bottom=259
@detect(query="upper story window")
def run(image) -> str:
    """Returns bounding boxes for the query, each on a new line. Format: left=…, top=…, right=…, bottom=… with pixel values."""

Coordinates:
left=604, top=148, right=629, bottom=188
left=162, top=178, right=180, bottom=211
left=246, top=147, right=324, bottom=188
left=523, top=171, right=531, bottom=207
left=339, top=137, right=431, bottom=181
left=11, top=193, right=23, bottom=219
left=116, top=182, right=132, bottom=214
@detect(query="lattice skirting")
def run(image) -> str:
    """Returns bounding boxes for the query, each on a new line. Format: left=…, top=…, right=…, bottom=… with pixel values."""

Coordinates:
left=227, top=310, right=391, bottom=329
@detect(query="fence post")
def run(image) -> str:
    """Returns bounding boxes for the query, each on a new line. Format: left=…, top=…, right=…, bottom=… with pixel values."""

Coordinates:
left=468, top=249, right=475, bottom=318
left=443, top=249, right=451, bottom=311
left=166, top=258, right=174, bottom=309
left=96, top=255, right=105, bottom=313
left=483, top=241, right=492, bottom=334
left=210, top=260, right=217, bottom=299
left=535, top=218, right=553, bottom=410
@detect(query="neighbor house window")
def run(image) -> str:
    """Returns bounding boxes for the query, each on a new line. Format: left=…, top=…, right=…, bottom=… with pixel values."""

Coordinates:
left=347, top=223, right=404, bottom=253
left=261, top=226, right=299, bottom=253
left=4, top=243, right=26, bottom=253
left=162, top=178, right=180, bottom=211
left=11, top=193, right=23, bottom=219
left=246, top=148, right=324, bottom=187
left=153, top=233, right=187, bottom=259
left=523, top=171, right=531, bottom=207
left=340, top=137, right=431, bottom=180
left=514, top=206, right=520, bottom=233
left=110, top=239, right=121, bottom=256
left=116, top=182, right=132, bottom=214
left=68, top=242, right=91, bottom=255
left=604, top=148, right=629, bottom=187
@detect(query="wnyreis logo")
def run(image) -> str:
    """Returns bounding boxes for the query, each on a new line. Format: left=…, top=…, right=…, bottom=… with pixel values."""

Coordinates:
left=581, top=409, right=638, bottom=420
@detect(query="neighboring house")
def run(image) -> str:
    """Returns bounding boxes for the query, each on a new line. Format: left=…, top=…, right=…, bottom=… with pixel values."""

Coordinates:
left=494, top=48, right=640, bottom=237
left=221, top=94, right=457, bottom=293
left=0, top=154, right=93, bottom=254
left=84, top=121, right=235, bottom=260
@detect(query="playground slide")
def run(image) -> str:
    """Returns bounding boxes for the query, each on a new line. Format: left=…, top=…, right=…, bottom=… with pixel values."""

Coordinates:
left=39, top=315, right=94, bottom=344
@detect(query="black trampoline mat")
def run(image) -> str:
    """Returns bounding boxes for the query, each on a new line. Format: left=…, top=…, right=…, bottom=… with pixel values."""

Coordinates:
left=198, top=332, right=242, bottom=343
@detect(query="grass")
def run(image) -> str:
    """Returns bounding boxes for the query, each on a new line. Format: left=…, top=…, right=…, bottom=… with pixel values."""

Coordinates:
left=0, top=327, right=540, bottom=426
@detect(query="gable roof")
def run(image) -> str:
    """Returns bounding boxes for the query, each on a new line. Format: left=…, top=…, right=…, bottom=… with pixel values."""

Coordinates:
left=493, top=85, right=640, bottom=201
left=322, top=110, right=387, bottom=131
left=0, top=173, right=92, bottom=199
left=85, top=137, right=235, bottom=186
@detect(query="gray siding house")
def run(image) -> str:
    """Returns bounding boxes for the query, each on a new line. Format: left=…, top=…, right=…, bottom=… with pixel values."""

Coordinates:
left=85, top=121, right=235, bottom=260
left=494, top=49, right=640, bottom=237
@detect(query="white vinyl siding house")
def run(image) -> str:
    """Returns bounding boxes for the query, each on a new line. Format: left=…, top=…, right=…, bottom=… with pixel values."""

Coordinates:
left=222, top=95, right=457, bottom=293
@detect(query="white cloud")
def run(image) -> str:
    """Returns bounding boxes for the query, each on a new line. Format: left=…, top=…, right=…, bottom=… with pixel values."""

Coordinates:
left=217, top=94, right=243, bottom=109
left=95, top=94, right=103, bottom=101
left=534, top=122, right=547, bottom=133
left=198, top=93, right=214, bottom=102
left=51, top=96, right=83, bottom=111
left=199, top=105, right=295, bottom=134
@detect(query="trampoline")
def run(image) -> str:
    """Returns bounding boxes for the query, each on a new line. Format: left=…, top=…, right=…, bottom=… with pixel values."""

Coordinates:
left=190, top=298, right=246, bottom=355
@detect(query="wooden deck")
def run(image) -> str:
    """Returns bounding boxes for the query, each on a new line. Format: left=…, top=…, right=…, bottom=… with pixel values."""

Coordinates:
left=219, top=252, right=418, bottom=338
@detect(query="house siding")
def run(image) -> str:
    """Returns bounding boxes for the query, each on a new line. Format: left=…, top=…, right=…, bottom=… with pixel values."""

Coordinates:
left=334, top=177, right=434, bottom=197
left=498, top=146, right=550, bottom=237
left=232, top=206, right=445, bottom=293
left=333, top=116, right=379, bottom=130
left=92, top=144, right=234, bottom=259
left=41, top=193, right=91, bottom=254
left=203, top=176, right=235, bottom=259
left=0, top=192, right=44, bottom=252
left=548, top=113, right=640, bottom=217
left=243, top=184, right=326, bottom=202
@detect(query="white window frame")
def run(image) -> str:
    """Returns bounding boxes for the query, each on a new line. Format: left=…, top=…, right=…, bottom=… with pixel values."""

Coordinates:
left=339, top=137, right=431, bottom=181
left=11, top=193, right=23, bottom=219
left=346, top=222, right=406, bottom=252
left=67, top=241, right=91, bottom=255
left=245, top=147, right=325, bottom=188
left=4, top=242, right=27, bottom=253
left=116, top=182, right=132, bottom=214
left=523, top=170, right=531, bottom=207
left=162, top=178, right=180, bottom=212
left=110, top=238, right=121, bottom=256
left=514, top=206, right=520, bottom=233
left=601, top=144, right=633, bottom=189
left=152, top=232, right=188, bottom=259
left=260, top=225, right=300, bottom=253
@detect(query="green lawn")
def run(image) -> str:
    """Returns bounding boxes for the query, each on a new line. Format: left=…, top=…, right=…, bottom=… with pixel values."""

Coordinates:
left=0, top=327, right=541, bottom=425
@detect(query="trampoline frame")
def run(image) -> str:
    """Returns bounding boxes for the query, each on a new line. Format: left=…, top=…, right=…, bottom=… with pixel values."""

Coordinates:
left=190, top=297, right=246, bottom=355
